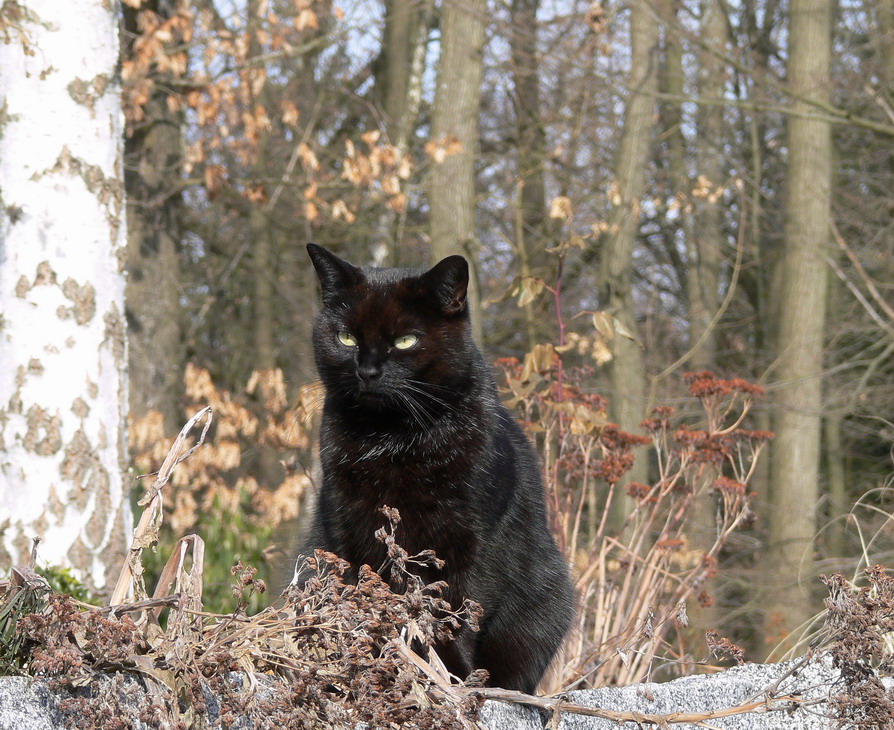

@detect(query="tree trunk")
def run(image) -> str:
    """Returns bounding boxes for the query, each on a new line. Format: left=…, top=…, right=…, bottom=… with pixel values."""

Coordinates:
left=373, top=0, right=432, bottom=265
left=123, top=1, right=185, bottom=436
left=598, top=0, right=659, bottom=528
left=764, top=0, right=832, bottom=654
left=248, top=0, right=283, bottom=488
left=738, top=0, right=776, bottom=551
left=877, top=0, right=894, bottom=92
left=251, top=209, right=276, bottom=373
left=382, top=0, right=433, bottom=152
left=661, top=0, right=727, bottom=639
left=429, top=0, right=486, bottom=343
left=693, top=0, right=726, bottom=629
left=279, top=2, right=330, bottom=396
left=0, top=0, right=131, bottom=590
left=510, top=0, right=557, bottom=348
left=250, top=208, right=284, bottom=487
left=824, top=413, right=847, bottom=559
left=691, top=0, right=724, bottom=371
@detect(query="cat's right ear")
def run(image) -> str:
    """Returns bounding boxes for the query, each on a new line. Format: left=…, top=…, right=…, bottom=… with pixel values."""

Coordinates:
left=307, top=243, right=362, bottom=302
left=419, top=255, right=469, bottom=315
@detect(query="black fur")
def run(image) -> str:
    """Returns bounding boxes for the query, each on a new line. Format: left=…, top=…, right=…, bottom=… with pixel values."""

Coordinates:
left=300, top=243, right=573, bottom=693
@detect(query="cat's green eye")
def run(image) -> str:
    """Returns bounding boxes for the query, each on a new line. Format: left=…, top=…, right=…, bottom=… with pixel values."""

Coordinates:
left=394, top=334, right=418, bottom=350
left=337, top=330, right=358, bottom=347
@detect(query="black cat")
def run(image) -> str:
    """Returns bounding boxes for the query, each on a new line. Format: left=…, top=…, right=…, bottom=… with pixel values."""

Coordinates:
left=300, top=243, right=573, bottom=693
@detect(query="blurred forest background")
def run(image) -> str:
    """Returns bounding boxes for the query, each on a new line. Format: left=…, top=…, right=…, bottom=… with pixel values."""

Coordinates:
left=120, top=0, right=894, bottom=667
left=4, top=0, right=894, bottom=686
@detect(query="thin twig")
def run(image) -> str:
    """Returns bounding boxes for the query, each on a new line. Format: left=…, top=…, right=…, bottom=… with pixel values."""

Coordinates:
left=88, top=595, right=182, bottom=616
left=462, top=685, right=811, bottom=726
left=831, top=220, right=894, bottom=325
left=648, top=178, right=747, bottom=400
left=638, top=0, right=894, bottom=137
left=825, top=254, right=894, bottom=341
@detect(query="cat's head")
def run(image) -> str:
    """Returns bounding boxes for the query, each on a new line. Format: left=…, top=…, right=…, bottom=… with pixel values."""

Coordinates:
left=307, top=243, right=475, bottom=414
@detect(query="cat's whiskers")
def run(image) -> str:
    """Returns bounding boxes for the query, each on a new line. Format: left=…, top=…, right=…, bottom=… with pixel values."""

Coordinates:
left=402, top=380, right=455, bottom=412
left=399, top=386, right=453, bottom=428
left=392, top=388, right=436, bottom=430
left=406, top=378, right=455, bottom=396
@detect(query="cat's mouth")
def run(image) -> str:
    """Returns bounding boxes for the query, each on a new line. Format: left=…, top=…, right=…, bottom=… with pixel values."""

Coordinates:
left=354, top=387, right=421, bottom=417
left=354, top=387, right=393, bottom=406
left=356, top=388, right=385, bottom=399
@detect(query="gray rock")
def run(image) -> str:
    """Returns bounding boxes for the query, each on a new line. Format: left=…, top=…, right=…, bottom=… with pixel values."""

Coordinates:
left=481, top=658, right=841, bottom=729
left=0, top=658, right=847, bottom=729
left=479, top=698, right=544, bottom=730
left=556, top=658, right=838, bottom=729
left=0, top=673, right=233, bottom=730
left=0, top=676, right=66, bottom=730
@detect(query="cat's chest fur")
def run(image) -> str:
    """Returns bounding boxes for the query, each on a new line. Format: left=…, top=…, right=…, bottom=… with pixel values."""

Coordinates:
left=318, top=399, right=491, bottom=576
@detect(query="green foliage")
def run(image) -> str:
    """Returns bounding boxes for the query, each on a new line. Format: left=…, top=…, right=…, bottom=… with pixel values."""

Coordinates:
left=36, top=565, right=97, bottom=604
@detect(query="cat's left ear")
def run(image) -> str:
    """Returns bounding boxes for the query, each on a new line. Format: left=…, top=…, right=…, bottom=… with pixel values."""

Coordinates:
left=419, top=255, right=468, bottom=315
left=307, top=243, right=362, bottom=301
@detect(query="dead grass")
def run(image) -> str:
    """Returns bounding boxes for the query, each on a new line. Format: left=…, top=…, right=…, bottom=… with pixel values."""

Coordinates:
left=500, top=361, right=768, bottom=690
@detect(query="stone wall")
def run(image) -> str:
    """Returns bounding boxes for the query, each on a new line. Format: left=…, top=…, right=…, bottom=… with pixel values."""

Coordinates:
left=0, top=657, right=842, bottom=729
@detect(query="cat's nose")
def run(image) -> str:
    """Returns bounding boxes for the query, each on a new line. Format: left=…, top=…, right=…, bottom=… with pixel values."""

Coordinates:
left=357, top=364, right=382, bottom=385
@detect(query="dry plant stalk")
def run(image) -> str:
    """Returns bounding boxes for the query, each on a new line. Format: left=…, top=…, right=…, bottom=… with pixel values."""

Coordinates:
left=12, top=547, right=489, bottom=728
left=820, top=566, right=894, bottom=728
left=109, top=406, right=212, bottom=606
left=499, top=360, right=769, bottom=690
left=571, top=374, right=767, bottom=687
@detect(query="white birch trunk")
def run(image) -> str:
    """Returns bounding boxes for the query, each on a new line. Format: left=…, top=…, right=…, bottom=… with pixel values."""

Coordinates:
left=0, top=0, right=131, bottom=590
